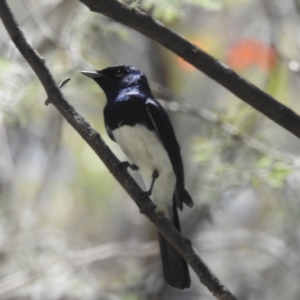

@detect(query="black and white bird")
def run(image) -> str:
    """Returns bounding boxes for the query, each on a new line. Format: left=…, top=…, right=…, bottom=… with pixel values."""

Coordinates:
left=81, top=65, right=194, bottom=289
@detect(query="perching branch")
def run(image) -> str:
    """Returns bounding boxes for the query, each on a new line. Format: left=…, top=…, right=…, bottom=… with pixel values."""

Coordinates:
left=0, top=1, right=237, bottom=299
left=78, top=0, right=300, bottom=140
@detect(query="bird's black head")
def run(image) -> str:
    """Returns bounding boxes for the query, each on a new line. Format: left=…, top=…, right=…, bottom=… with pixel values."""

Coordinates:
left=81, top=65, right=152, bottom=100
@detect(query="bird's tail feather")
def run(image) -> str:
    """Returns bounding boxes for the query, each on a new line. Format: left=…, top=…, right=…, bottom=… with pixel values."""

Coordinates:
left=158, top=204, right=191, bottom=289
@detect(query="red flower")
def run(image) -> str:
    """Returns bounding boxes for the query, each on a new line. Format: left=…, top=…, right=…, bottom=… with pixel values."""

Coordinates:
left=226, top=39, right=278, bottom=72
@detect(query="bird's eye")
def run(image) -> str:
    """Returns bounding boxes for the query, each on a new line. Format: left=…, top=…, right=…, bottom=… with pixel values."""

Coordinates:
left=116, top=71, right=123, bottom=78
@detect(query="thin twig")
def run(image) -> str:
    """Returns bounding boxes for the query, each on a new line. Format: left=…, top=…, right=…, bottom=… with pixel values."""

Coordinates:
left=59, top=77, right=71, bottom=88
left=0, top=242, right=158, bottom=296
left=26, top=0, right=91, bottom=69
left=151, top=81, right=299, bottom=165
left=159, top=99, right=300, bottom=166
left=198, top=229, right=300, bottom=277
left=45, top=77, right=70, bottom=105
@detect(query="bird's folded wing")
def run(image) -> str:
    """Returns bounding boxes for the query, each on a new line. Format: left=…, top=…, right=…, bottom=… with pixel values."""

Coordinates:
left=145, top=98, right=189, bottom=210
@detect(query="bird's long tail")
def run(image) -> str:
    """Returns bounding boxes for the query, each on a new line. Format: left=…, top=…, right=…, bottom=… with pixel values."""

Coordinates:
left=158, top=203, right=191, bottom=289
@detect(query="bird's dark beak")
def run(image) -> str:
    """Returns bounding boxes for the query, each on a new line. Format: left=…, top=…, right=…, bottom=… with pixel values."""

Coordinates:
left=81, top=71, right=102, bottom=79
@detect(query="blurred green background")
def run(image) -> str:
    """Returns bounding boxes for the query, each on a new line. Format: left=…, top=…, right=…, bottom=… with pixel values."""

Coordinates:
left=1, top=0, right=300, bottom=299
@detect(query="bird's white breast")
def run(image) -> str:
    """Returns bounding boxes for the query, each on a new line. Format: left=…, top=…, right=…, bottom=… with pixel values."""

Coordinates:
left=112, top=124, right=176, bottom=217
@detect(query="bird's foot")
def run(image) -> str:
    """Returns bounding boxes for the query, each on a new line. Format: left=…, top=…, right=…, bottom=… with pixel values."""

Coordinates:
left=155, top=207, right=166, bottom=216
left=138, top=190, right=152, bottom=201
left=138, top=169, right=159, bottom=200
left=117, top=161, right=139, bottom=172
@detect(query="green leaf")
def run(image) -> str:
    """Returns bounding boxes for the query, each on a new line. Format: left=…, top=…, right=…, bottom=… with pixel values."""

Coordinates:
left=269, top=163, right=292, bottom=188
left=256, top=156, right=273, bottom=168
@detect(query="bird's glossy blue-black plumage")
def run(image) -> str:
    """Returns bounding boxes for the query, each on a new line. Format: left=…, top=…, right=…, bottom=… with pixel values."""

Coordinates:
left=94, top=66, right=192, bottom=209
left=81, top=65, right=193, bottom=289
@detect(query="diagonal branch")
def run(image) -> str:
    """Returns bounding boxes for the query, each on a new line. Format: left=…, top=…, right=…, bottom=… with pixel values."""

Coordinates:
left=78, top=0, right=300, bottom=140
left=0, top=1, right=237, bottom=299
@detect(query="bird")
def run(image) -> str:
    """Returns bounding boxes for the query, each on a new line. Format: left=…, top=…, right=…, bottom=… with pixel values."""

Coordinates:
left=81, top=65, right=194, bottom=289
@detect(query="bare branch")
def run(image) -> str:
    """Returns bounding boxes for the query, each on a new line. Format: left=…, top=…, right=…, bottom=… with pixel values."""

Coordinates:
left=0, top=1, right=237, bottom=299
left=78, top=0, right=300, bottom=140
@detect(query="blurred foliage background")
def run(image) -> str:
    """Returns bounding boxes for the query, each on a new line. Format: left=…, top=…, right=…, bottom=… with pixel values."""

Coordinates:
left=1, top=0, right=300, bottom=299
